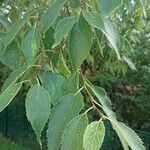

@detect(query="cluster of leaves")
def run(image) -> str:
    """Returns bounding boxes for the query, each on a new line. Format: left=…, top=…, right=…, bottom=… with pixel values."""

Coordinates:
left=0, top=0, right=148, bottom=149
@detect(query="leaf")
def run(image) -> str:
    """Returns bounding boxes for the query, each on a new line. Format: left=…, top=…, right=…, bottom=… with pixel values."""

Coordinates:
left=69, top=16, right=92, bottom=71
left=103, top=18, right=121, bottom=60
left=43, top=27, right=55, bottom=50
left=68, top=0, right=80, bottom=8
left=22, top=26, right=40, bottom=65
left=40, top=71, right=65, bottom=105
left=88, top=85, right=117, bottom=120
left=4, top=9, right=37, bottom=48
left=90, top=86, right=111, bottom=108
left=47, top=94, right=84, bottom=150
left=2, top=66, right=30, bottom=92
left=83, top=121, right=105, bottom=150
left=83, top=11, right=105, bottom=30
left=139, top=0, right=147, bottom=18
left=53, top=16, right=78, bottom=48
left=83, top=11, right=121, bottom=59
left=0, top=15, right=11, bottom=29
left=63, top=72, right=79, bottom=94
left=0, top=40, right=20, bottom=69
left=61, top=114, right=88, bottom=150
left=0, top=83, right=22, bottom=112
left=98, top=0, right=122, bottom=16
left=25, top=85, right=51, bottom=144
left=40, top=0, right=65, bottom=32
left=122, top=55, right=136, bottom=70
left=112, top=121, right=145, bottom=150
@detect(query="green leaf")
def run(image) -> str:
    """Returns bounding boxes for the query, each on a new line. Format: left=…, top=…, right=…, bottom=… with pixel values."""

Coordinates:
left=47, top=94, right=84, bottom=150
left=22, top=26, right=40, bottom=65
left=40, top=0, right=65, bottom=32
left=88, top=85, right=116, bottom=120
left=68, top=0, right=80, bottom=8
left=4, top=9, right=37, bottom=48
left=0, top=40, right=20, bottom=69
left=25, top=85, right=51, bottom=144
left=40, top=71, right=65, bottom=105
left=112, top=121, right=145, bottom=150
left=83, top=121, right=105, bottom=150
left=61, top=114, right=88, bottom=150
left=63, top=72, right=79, bottom=94
left=103, top=18, right=121, bottom=59
left=0, top=83, right=22, bottom=112
left=0, top=15, right=11, bottom=29
left=122, top=55, right=136, bottom=71
left=98, top=0, right=122, bottom=16
left=69, top=16, right=92, bottom=71
left=83, top=11, right=105, bottom=30
left=2, top=66, right=30, bottom=92
left=53, top=16, right=78, bottom=48
left=43, top=27, right=54, bottom=50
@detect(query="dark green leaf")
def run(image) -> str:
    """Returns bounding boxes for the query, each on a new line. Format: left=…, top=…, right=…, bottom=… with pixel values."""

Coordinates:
left=25, top=85, right=51, bottom=144
left=43, top=27, right=54, bottom=50
left=47, top=94, right=84, bottom=150
left=69, top=16, right=93, bottom=71
left=61, top=114, right=88, bottom=150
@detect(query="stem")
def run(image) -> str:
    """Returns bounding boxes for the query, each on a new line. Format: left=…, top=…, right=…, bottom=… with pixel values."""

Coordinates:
left=83, top=106, right=94, bottom=115
left=80, top=71, right=107, bottom=119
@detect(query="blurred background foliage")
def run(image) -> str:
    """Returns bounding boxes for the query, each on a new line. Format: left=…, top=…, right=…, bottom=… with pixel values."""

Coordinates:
left=0, top=0, right=150, bottom=149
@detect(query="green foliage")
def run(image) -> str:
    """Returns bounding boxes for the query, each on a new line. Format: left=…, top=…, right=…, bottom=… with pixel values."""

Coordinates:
left=83, top=120, right=105, bottom=150
left=0, top=83, right=22, bottom=112
left=61, top=114, right=88, bottom=150
left=22, top=27, right=40, bottom=65
left=69, top=16, right=93, bottom=71
left=25, top=85, right=51, bottom=145
left=47, top=94, right=84, bottom=150
left=0, top=0, right=149, bottom=149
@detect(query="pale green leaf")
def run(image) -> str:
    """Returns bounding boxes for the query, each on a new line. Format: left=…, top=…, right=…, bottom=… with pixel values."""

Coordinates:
left=4, top=9, right=37, bottom=48
left=47, top=94, right=84, bottom=150
left=98, top=0, right=122, bottom=16
left=112, top=121, right=145, bottom=150
left=25, top=85, right=51, bottom=144
left=53, top=16, right=78, bottom=48
left=83, top=11, right=105, bottom=30
left=61, top=114, right=88, bottom=150
left=122, top=55, right=136, bottom=71
left=83, top=121, right=105, bottom=150
left=22, top=26, right=40, bottom=65
left=0, top=15, right=11, bottom=29
left=2, top=66, right=30, bottom=92
left=69, top=16, right=92, bottom=71
left=40, top=0, right=65, bottom=32
left=103, top=18, right=121, bottom=60
left=0, top=83, right=22, bottom=112
left=88, top=85, right=117, bottom=120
